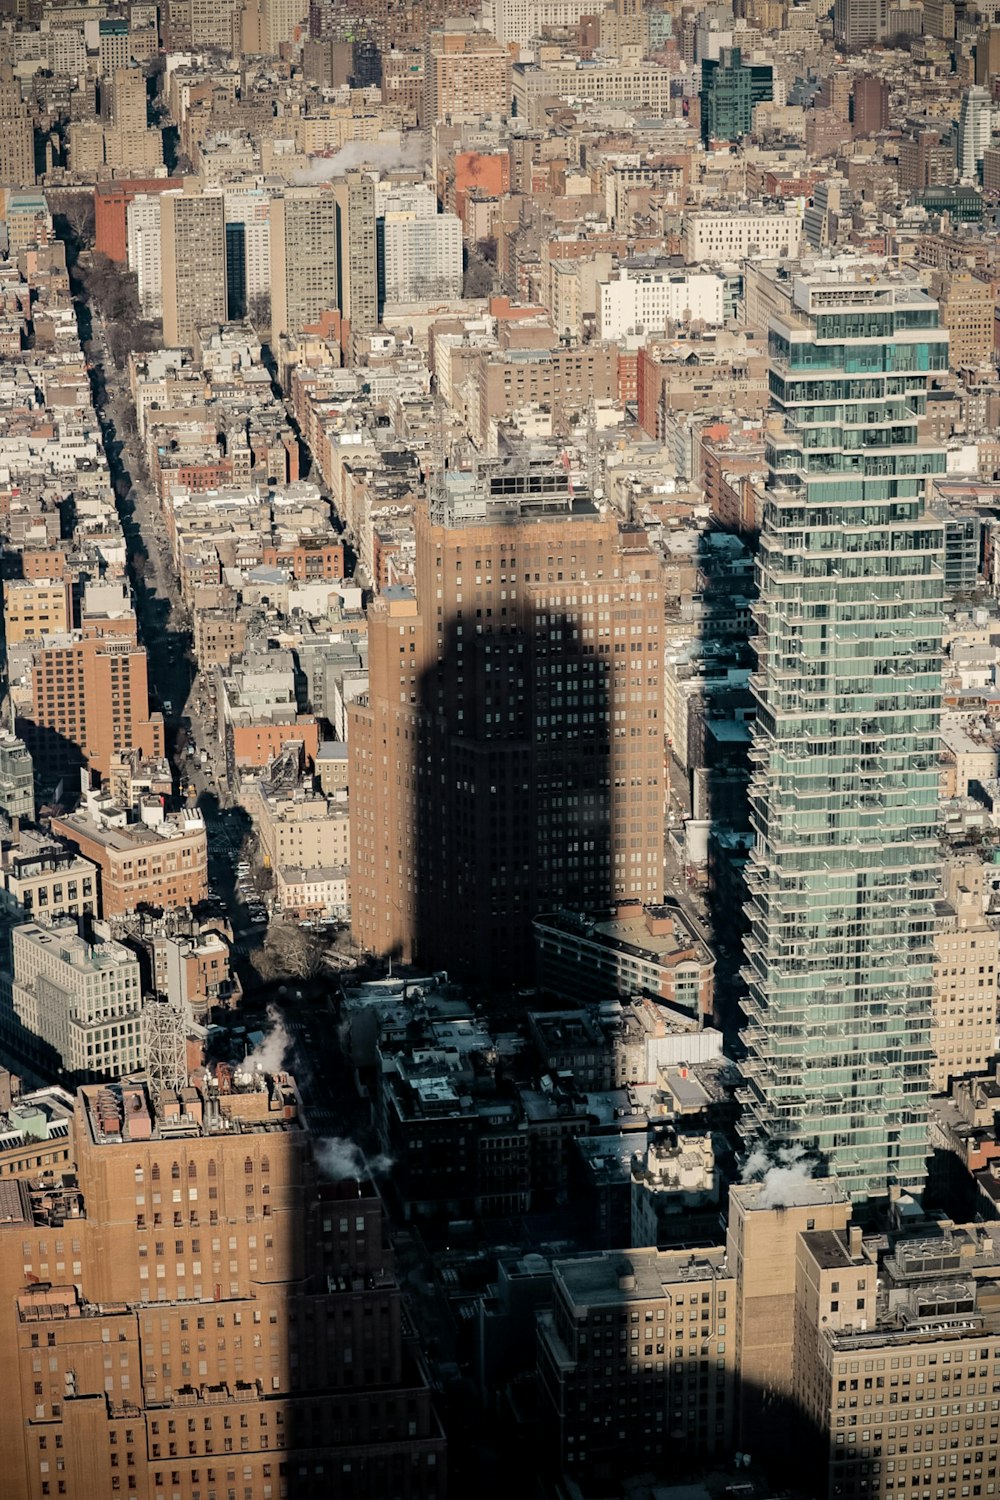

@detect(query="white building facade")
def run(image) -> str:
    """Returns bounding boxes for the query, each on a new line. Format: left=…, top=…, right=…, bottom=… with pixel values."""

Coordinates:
left=126, top=193, right=163, bottom=318
left=382, top=214, right=463, bottom=304
left=599, top=266, right=726, bottom=339
left=683, top=209, right=802, bottom=262
left=11, top=918, right=144, bottom=1079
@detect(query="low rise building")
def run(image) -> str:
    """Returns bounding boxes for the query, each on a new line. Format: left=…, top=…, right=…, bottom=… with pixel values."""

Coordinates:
left=10, top=917, right=144, bottom=1080
left=275, top=863, right=350, bottom=921
left=0, top=1078, right=74, bottom=1180
left=534, top=902, right=715, bottom=1018
left=51, top=797, right=208, bottom=917
left=0, top=825, right=100, bottom=920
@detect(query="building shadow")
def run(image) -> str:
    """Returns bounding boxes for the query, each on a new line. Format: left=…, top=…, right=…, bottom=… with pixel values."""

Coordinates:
left=351, top=482, right=667, bottom=992
left=412, top=612, right=615, bottom=987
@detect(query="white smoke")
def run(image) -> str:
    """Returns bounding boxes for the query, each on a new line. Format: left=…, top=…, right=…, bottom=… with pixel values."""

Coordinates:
left=242, top=1005, right=292, bottom=1076
left=292, top=134, right=427, bottom=185
left=315, top=1135, right=393, bottom=1181
left=740, top=1141, right=818, bottom=1209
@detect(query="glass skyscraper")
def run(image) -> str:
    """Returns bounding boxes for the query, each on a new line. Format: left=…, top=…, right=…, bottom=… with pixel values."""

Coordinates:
left=739, top=269, right=949, bottom=1202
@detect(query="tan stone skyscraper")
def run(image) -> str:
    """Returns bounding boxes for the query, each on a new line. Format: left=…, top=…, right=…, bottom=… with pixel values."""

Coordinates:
left=0, top=78, right=36, bottom=187
left=931, top=858, right=1000, bottom=1090
left=350, top=457, right=666, bottom=982
left=422, top=23, right=510, bottom=124
left=268, top=188, right=338, bottom=342
left=332, top=173, right=377, bottom=356
left=160, top=190, right=227, bottom=348
left=0, top=1072, right=446, bottom=1497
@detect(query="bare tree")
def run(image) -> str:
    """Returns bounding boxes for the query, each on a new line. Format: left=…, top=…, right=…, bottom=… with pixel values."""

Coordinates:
left=257, top=921, right=325, bottom=981
left=57, top=192, right=96, bottom=256
left=463, top=243, right=497, bottom=298
left=248, top=292, right=271, bottom=335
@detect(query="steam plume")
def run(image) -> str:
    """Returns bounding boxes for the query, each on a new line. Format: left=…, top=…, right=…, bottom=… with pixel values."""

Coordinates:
left=242, top=1005, right=292, bottom=1075
left=315, top=1136, right=393, bottom=1180
left=292, top=135, right=427, bottom=184
left=740, top=1140, right=818, bottom=1209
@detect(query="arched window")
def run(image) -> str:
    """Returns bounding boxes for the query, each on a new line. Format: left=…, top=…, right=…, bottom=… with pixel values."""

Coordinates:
left=260, top=1156, right=270, bottom=1175
left=207, top=1159, right=217, bottom=1178
left=171, top=1161, right=181, bottom=1181
left=187, top=1161, right=197, bottom=1180
left=151, top=1163, right=160, bottom=1182
left=244, top=1157, right=253, bottom=1176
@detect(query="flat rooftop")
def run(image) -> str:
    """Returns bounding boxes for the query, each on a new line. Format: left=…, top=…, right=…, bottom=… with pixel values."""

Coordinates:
left=555, top=1247, right=730, bottom=1306
left=732, top=1178, right=850, bottom=1212
left=81, top=1072, right=303, bottom=1145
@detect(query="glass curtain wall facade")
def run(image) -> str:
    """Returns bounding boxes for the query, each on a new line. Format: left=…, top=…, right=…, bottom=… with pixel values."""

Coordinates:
left=739, top=271, right=949, bottom=1201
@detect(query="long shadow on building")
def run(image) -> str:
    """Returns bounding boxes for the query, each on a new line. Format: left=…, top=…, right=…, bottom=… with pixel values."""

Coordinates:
left=352, top=467, right=668, bottom=993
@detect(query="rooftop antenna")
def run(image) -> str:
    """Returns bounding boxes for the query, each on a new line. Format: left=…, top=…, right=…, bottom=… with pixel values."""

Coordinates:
left=586, top=392, right=599, bottom=505
left=142, top=997, right=187, bottom=1094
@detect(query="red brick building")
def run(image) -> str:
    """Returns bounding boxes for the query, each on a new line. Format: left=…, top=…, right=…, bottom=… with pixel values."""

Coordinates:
left=93, top=177, right=183, bottom=262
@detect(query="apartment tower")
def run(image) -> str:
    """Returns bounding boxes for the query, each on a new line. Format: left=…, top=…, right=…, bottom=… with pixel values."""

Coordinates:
left=350, top=456, right=666, bottom=983
left=160, top=190, right=227, bottom=348
left=332, top=173, right=378, bottom=357
left=0, top=80, right=36, bottom=187
left=21, top=633, right=163, bottom=786
left=268, top=187, right=338, bottom=342
left=422, top=22, right=511, bottom=124
left=739, top=268, right=948, bottom=1201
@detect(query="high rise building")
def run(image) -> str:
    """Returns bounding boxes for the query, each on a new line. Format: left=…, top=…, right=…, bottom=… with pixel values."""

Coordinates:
left=423, top=23, right=510, bottom=125
left=374, top=180, right=462, bottom=310
left=333, top=173, right=378, bottom=352
left=0, top=732, right=34, bottom=822
left=699, top=47, right=773, bottom=146
left=536, top=1246, right=737, bottom=1485
left=261, top=0, right=303, bottom=52
left=958, top=85, right=993, bottom=182
left=268, top=188, right=338, bottom=341
left=11, top=917, right=144, bottom=1080
left=0, top=81, right=36, bottom=187
left=160, top=190, right=228, bottom=348
left=381, top=214, right=462, bottom=306
left=976, top=26, right=1000, bottom=85
left=792, top=1213, right=1000, bottom=1500
left=189, top=0, right=241, bottom=50
left=931, top=859, right=1000, bottom=1091
left=106, top=65, right=147, bottom=130
left=223, top=187, right=271, bottom=321
left=833, top=0, right=887, bottom=47
left=18, top=586, right=163, bottom=786
left=727, top=1180, right=852, bottom=1449
left=739, top=268, right=949, bottom=1203
left=94, top=178, right=184, bottom=263
left=934, top=269, right=994, bottom=368
left=897, top=127, right=955, bottom=194
left=923, top=0, right=956, bottom=36
left=350, top=457, right=666, bottom=982
left=98, top=18, right=130, bottom=76
left=126, top=193, right=163, bottom=318
left=161, top=0, right=193, bottom=50
left=851, top=75, right=890, bottom=135
left=0, top=1072, right=447, bottom=1498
